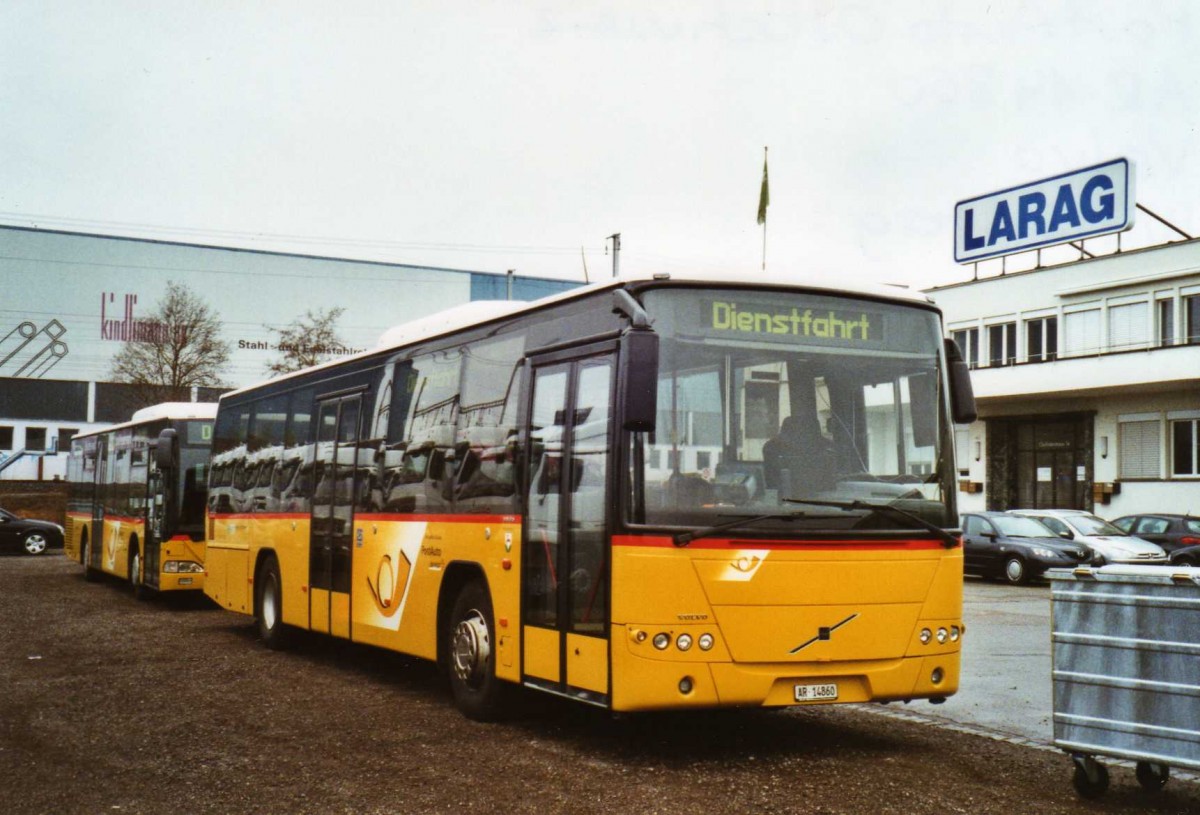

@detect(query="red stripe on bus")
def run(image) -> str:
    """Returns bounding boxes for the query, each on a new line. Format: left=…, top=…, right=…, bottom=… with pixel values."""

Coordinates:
left=611, top=534, right=956, bottom=551
left=356, top=513, right=518, bottom=524
left=207, top=512, right=518, bottom=524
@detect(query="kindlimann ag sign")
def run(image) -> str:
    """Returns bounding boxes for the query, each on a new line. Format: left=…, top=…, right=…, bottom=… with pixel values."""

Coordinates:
left=954, top=158, right=1134, bottom=263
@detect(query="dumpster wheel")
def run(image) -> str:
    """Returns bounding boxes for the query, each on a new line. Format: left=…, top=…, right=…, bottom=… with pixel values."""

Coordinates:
left=1071, top=755, right=1109, bottom=799
left=1135, top=761, right=1170, bottom=792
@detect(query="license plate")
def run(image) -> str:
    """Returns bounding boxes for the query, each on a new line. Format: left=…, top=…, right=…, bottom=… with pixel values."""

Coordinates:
left=794, top=682, right=838, bottom=702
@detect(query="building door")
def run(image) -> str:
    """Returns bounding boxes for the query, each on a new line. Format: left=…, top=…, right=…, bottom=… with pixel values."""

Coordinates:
left=1014, top=418, right=1089, bottom=510
left=521, top=348, right=615, bottom=706
left=309, top=394, right=361, bottom=638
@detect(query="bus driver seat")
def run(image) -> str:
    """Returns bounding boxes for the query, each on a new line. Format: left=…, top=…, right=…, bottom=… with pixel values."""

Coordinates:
left=762, top=412, right=834, bottom=497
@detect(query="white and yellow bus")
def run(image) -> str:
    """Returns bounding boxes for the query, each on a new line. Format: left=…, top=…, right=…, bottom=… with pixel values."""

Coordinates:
left=204, top=272, right=976, bottom=719
left=66, top=403, right=215, bottom=597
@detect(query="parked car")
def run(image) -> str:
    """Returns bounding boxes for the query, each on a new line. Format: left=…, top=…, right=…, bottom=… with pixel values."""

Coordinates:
left=1110, top=513, right=1200, bottom=555
left=1008, top=509, right=1168, bottom=565
left=0, top=507, right=64, bottom=556
left=1169, top=544, right=1200, bottom=567
left=962, top=511, right=1095, bottom=584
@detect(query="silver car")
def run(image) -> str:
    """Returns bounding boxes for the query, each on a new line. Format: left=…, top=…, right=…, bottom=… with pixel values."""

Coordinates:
left=1008, top=509, right=1168, bottom=565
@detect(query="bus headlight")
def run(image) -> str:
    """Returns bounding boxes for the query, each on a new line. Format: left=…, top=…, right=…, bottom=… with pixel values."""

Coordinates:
left=936, top=628, right=948, bottom=644
left=698, top=633, right=714, bottom=651
left=164, top=561, right=204, bottom=574
left=919, top=628, right=932, bottom=644
left=653, top=633, right=671, bottom=650
left=676, top=634, right=693, bottom=651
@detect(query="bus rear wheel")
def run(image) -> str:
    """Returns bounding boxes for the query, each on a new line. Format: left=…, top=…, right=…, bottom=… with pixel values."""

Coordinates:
left=447, top=580, right=504, bottom=721
left=256, top=557, right=290, bottom=650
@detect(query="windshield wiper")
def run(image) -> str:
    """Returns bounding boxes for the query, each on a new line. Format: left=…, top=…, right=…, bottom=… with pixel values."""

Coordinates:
left=782, top=497, right=960, bottom=549
left=672, top=510, right=839, bottom=547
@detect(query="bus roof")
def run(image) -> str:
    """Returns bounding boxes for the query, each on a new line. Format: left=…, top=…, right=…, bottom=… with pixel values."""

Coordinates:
left=222, top=270, right=935, bottom=399
left=72, top=402, right=218, bottom=441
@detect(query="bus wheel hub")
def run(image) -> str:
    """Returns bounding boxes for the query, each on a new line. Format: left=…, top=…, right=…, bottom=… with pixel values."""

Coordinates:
left=452, top=612, right=491, bottom=683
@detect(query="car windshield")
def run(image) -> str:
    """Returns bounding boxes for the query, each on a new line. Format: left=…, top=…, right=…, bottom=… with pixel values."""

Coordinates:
left=1072, top=515, right=1126, bottom=536
left=628, top=287, right=956, bottom=535
left=992, top=515, right=1056, bottom=537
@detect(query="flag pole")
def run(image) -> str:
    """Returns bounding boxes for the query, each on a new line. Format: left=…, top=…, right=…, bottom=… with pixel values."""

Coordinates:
left=762, top=207, right=767, bottom=271
left=757, top=145, right=769, bottom=271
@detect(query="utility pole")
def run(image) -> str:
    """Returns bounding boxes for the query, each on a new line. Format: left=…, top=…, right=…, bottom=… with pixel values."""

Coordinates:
left=607, top=233, right=621, bottom=278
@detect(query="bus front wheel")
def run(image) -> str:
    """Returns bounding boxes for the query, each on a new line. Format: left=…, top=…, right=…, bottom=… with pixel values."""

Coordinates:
left=130, top=543, right=148, bottom=601
left=82, top=534, right=99, bottom=583
left=256, top=557, right=289, bottom=650
left=447, top=580, right=504, bottom=721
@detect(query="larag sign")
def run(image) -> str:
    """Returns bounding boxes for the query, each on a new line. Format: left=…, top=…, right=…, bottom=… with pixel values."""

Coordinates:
left=954, top=159, right=1133, bottom=263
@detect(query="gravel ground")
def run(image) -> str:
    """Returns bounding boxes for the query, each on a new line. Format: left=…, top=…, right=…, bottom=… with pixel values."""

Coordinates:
left=3, top=553, right=1199, bottom=815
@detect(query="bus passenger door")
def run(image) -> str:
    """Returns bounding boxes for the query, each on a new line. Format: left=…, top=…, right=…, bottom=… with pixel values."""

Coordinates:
left=522, top=351, right=614, bottom=705
left=145, top=466, right=164, bottom=588
left=310, top=395, right=361, bottom=638
left=86, top=436, right=105, bottom=571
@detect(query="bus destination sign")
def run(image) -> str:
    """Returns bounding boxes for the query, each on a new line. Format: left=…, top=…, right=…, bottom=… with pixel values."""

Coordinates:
left=705, top=299, right=885, bottom=348
left=954, top=158, right=1134, bottom=264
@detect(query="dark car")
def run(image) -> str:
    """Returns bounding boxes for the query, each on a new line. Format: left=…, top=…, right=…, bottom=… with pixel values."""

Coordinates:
left=1168, top=544, right=1200, bottom=567
left=1111, top=513, right=1200, bottom=555
left=0, top=507, right=64, bottom=556
left=962, top=511, right=1094, bottom=584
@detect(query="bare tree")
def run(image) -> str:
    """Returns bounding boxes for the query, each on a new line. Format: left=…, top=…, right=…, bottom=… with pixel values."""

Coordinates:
left=265, top=306, right=347, bottom=375
left=109, top=281, right=231, bottom=408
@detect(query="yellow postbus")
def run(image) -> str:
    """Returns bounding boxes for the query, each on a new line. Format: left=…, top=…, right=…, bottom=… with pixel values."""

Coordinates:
left=66, top=402, right=215, bottom=597
left=204, top=272, right=976, bottom=719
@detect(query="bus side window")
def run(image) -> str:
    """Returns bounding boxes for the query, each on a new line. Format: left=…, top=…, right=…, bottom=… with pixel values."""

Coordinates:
left=455, top=334, right=525, bottom=513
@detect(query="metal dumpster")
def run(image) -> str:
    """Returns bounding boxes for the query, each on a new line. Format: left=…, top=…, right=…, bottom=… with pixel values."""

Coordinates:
left=1049, top=565, right=1200, bottom=798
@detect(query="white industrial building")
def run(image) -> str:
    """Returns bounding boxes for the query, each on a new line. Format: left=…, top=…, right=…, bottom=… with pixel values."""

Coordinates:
left=0, top=225, right=578, bottom=481
left=928, top=237, right=1200, bottom=518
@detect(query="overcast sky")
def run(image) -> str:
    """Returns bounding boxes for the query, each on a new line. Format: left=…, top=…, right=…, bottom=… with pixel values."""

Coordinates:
left=4, top=1, right=1200, bottom=293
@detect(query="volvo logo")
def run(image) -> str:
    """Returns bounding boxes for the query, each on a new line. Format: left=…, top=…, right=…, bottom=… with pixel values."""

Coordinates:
left=790, top=613, right=859, bottom=654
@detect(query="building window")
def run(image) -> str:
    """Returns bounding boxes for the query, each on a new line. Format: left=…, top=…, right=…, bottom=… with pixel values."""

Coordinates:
left=951, top=328, right=980, bottom=369
left=1159, top=299, right=1176, bottom=347
left=1064, top=308, right=1101, bottom=357
left=25, top=427, right=47, bottom=452
left=0, top=426, right=12, bottom=451
left=1173, top=419, right=1200, bottom=477
left=57, top=428, right=79, bottom=453
left=1025, top=317, right=1058, bottom=363
left=1107, top=302, right=1149, bottom=351
left=1187, top=295, right=1200, bottom=345
left=990, top=323, right=1015, bottom=366
left=1120, top=420, right=1160, bottom=479
left=987, top=322, right=1016, bottom=367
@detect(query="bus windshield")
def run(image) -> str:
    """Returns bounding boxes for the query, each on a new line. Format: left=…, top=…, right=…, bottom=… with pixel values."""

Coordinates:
left=631, top=287, right=956, bottom=535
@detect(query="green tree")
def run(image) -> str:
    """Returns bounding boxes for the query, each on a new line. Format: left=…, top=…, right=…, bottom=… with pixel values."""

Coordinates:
left=109, top=281, right=231, bottom=409
left=265, top=306, right=347, bottom=375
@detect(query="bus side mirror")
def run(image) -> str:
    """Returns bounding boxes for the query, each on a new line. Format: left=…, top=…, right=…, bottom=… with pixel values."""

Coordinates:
left=944, top=338, right=978, bottom=424
left=620, top=329, right=659, bottom=432
left=155, top=428, right=178, bottom=471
